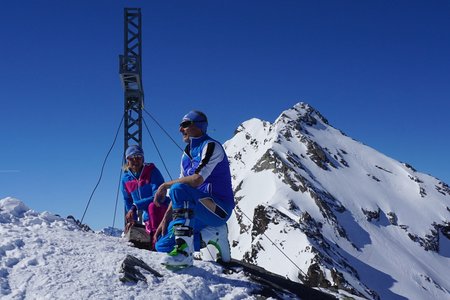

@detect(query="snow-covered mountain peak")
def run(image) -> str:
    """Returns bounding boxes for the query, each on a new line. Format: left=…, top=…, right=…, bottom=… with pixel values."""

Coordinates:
left=274, top=102, right=329, bottom=129
left=224, top=102, right=450, bottom=299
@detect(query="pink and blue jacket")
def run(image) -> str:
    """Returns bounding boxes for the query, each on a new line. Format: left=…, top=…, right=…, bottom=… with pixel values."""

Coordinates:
left=121, top=163, right=168, bottom=222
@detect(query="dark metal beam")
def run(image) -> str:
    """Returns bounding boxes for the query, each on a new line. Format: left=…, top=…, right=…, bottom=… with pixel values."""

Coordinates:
left=120, top=8, right=144, bottom=152
left=119, top=8, right=144, bottom=225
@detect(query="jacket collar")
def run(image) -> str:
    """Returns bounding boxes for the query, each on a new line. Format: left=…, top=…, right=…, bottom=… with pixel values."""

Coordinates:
left=189, top=134, right=209, bottom=148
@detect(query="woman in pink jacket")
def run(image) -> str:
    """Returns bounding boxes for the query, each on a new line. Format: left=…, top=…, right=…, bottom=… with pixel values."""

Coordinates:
left=122, top=145, right=170, bottom=250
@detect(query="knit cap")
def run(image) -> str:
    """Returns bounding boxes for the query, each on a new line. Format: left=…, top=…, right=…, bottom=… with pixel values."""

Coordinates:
left=125, top=145, right=144, bottom=159
left=182, top=110, right=208, bottom=134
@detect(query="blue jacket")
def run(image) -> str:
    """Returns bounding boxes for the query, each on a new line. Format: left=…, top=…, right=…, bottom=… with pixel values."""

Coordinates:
left=181, top=135, right=234, bottom=209
left=121, top=163, right=168, bottom=222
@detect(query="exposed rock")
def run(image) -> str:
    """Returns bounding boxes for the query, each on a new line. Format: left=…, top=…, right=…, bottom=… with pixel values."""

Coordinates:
left=420, top=187, right=427, bottom=198
left=426, top=225, right=439, bottom=252
left=303, top=263, right=331, bottom=288
left=408, top=175, right=423, bottom=183
left=288, top=200, right=300, bottom=211
left=439, top=222, right=450, bottom=240
left=403, top=163, right=417, bottom=172
left=234, top=181, right=244, bottom=195
left=252, top=149, right=308, bottom=192
left=67, top=215, right=93, bottom=232
left=233, top=151, right=243, bottom=162
left=280, top=126, right=293, bottom=141
left=387, top=212, right=398, bottom=225
left=251, top=205, right=271, bottom=240
left=303, top=138, right=335, bottom=170
left=367, top=174, right=381, bottom=182
left=285, top=151, right=305, bottom=171
left=227, top=102, right=449, bottom=299
left=242, top=241, right=265, bottom=265
left=435, top=182, right=450, bottom=196
left=308, top=189, right=347, bottom=238
left=234, top=196, right=243, bottom=205
left=233, top=205, right=251, bottom=235
left=293, top=102, right=330, bottom=126
left=119, top=254, right=162, bottom=283
left=335, top=151, right=349, bottom=167
left=330, top=268, right=346, bottom=288
left=375, top=165, right=392, bottom=174
left=246, top=204, right=373, bottom=298
left=330, top=267, right=374, bottom=299
left=420, top=274, right=446, bottom=293
left=233, top=126, right=243, bottom=136
left=252, top=149, right=279, bottom=172
left=250, top=138, right=259, bottom=150
left=299, top=211, right=323, bottom=238
left=407, top=225, right=439, bottom=252
left=361, top=208, right=380, bottom=222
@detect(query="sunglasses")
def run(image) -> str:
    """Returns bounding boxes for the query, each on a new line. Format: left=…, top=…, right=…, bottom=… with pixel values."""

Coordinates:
left=180, top=120, right=194, bottom=128
left=127, top=155, right=143, bottom=160
left=180, top=119, right=207, bottom=129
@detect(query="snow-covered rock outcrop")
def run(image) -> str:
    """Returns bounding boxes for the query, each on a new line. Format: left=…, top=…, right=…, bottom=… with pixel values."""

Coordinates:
left=225, top=102, right=450, bottom=299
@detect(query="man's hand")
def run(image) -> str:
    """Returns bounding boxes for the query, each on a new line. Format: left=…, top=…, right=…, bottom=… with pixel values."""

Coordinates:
left=154, top=183, right=168, bottom=207
left=153, top=218, right=167, bottom=245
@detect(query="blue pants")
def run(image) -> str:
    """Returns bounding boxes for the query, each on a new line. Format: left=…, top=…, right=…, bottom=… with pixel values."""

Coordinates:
left=155, top=183, right=233, bottom=252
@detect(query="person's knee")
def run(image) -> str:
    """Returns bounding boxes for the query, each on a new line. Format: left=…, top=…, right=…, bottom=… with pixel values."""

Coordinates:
left=155, top=235, right=175, bottom=253
left=169, top=182, right=185, bottom=192
left=155, top=240, right=170, bottom=252
left=169, top=182, right=189, bottom=199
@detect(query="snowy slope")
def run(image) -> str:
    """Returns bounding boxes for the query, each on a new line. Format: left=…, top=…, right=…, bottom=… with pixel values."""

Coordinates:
left=2, top=102, right=450, bottom=300
left=0, top=197, right=270, bottom=300
left=224, top=102, right=450, bottom=300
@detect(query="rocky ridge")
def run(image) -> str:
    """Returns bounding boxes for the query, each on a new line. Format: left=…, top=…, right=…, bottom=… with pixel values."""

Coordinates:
left=224, top=102, right=450, bottom=299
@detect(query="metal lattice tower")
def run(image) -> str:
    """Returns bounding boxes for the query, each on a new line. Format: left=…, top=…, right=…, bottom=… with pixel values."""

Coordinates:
left=119, top=8, right=144, bottom=152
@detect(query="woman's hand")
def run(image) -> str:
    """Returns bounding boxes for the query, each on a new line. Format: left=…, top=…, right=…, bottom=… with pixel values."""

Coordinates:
left=124, top=208, right=135, bottom=232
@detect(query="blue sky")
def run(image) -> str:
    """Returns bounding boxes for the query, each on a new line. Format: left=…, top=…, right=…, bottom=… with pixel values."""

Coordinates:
left=1, top=1, right=449, bottom=230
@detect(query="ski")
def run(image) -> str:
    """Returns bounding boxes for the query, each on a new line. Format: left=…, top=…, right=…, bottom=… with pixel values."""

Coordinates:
left=219, top=259, right=336, bottom=300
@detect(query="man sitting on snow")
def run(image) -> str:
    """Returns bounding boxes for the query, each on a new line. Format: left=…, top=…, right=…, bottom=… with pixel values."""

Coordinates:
left=153, top=110, right=234, bottom=267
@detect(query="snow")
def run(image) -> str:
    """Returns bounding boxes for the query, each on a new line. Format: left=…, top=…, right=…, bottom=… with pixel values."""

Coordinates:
left=225, top=102, right=450, bottom=299
left=3, top=102, right=450, bottom=300
left=0, top=197, right=263, bottom=300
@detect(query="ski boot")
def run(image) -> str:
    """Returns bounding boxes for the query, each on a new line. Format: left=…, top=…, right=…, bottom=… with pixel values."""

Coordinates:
left=200, top=224, right=231, bottom=262
left=161, top=225, right=194, bottom=269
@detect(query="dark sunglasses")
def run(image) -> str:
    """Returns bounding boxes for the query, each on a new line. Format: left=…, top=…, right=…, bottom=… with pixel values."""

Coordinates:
left=180, top=120, right=194, bottom=128
left=180, top=119, right=207, bottom=128
left=127, top=155, right=143, bottom=160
